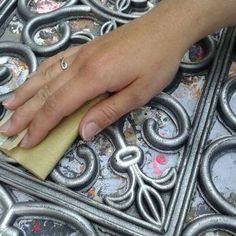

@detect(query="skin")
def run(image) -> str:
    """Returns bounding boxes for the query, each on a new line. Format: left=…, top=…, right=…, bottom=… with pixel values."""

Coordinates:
left=1, top=0, right=236, bottom=148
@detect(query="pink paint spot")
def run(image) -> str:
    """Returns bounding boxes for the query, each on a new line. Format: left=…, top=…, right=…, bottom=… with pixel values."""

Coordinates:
left=153, top=158, right=161, bottom=176
left=156, top=154, right=166, bottom=165
left=153, top=154, right=167, bottom=176
left=160, top=132, right=166, bottom=137
left=32, top=219, right=41, bottom=233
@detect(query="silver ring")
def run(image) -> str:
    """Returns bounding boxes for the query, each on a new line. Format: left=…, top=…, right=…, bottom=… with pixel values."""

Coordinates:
left=60, top=57, right=68, bottom=70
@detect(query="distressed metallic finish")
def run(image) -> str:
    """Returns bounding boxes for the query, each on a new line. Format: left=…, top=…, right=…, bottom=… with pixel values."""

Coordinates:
left=0, top=41, right=37, bottom=97
left=0, top=185, right=97, bottom=235
left=0, top=66, right=12, bottom=86
left=81, top=0, right=155, bottom=23
left=100, top=20, right=117, bottom=35
left=163, top=71, right=181, bottom=94
left=0, top=2, right=235, bottom=236
left=115, top=0, right=131, bottom=13
left=182, top=215, right=236, bottom=235
left=22, top=5, right=109, bottom=56
left=0, top=162, right=161, bottom=235
left=180, top=36, right=216, bottom=74
left=0, top=0, right=17, bottom=30
left=199, top=136, right=236, bottom=215
left=70, top=31, right=94, bottom=44
left=218, top=75, right=236, bottom=131
left=17, top=0, right=80, bottom=20
left=166, top=28, right=236, bottom=236
left=104, top=121, right=177, bottom=227
left=142, top=93, right=191, bottom=151
left=51, top=144, right=99, bottom=190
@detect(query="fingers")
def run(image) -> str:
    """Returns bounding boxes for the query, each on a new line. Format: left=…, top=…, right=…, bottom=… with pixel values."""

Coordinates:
left=18, top=73, right=105, bottom=148
left=79, top=79, right=150, bottom=140
left=0, top=61, right=78, bottom=136
left=3, top=46, right=81, bottom=110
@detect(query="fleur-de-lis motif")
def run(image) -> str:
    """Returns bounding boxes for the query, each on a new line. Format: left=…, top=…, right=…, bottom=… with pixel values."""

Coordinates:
left=103, top=120, right=177, bottom=227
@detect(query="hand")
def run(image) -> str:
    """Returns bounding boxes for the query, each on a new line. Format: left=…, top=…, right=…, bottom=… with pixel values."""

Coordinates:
left=0, top=1, right=197, bottom=148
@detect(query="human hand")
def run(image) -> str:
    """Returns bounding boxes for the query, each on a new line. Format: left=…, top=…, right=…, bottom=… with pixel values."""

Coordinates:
left=0, top=1, right=197, bottom=148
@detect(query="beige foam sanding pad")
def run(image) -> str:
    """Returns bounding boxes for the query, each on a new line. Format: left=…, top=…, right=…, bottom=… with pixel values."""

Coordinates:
left=0, top=95, right=107, bottom=180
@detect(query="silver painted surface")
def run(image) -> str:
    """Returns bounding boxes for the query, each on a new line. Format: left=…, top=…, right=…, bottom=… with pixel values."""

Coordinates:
left=0, top=1, right=235, bottom=236
left=0, top=41, right=37, bottom=99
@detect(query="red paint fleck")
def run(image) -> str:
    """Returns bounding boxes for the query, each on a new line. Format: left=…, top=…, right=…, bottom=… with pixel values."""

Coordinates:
left=160, top=132, right=166, bottom=137
left=155, top=154, right=166, bottom=164
left=32, top=219, right=41, bottom=233
left=189, top=44, right=204, bottom=62
left=153, top=154, right=167, bottom=176
left=153, top=159, right=161, bottom=176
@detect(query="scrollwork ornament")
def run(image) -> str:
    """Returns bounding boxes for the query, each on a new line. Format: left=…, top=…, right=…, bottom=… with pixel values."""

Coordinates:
left=17, top=0, right=80, bottom=20
left=183, top=215, right=236, bottom=236
left=199, top=136, right=236, bottom=215
left=218, top=75, right=236, bottom=131
left=22, top=5, right=109, bottom=56
left=180, top=36, right=216, bottom=74
left=0, top=185, right=97, bottom=235
left=141, top=92, right=191, bottom=151
left=81, top=0, right=155, bottom=23
left=50, top=144, right=99, bottom=191
left=0, top=41, right=37, bottom=98
left=103, top=120, right=177, bottom=227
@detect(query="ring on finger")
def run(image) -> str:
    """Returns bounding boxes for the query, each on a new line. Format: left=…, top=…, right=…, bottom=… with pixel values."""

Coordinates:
left=59, top=57, right=68, bottom=70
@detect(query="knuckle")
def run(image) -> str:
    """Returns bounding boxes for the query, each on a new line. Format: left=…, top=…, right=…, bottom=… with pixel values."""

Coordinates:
left=100, top=103, right=119, bottom=126
left=80, top=57, right=104, bottom=80
left=42, top=93, right=59, bottom=118
left=79, top=60, right=96, bottom=78
left=76, top=45, right=93, bottom=63
left=36, top=85, right=52, bottom=105
left=79, top=43, right=96, bottom=59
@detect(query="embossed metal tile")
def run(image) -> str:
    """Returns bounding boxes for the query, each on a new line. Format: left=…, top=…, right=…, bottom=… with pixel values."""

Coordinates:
left=0, top=1, right=235, bottom=236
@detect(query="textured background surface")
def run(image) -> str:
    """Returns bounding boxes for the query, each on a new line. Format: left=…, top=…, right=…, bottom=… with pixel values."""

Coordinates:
left=0, top=1, right=235, bottom=235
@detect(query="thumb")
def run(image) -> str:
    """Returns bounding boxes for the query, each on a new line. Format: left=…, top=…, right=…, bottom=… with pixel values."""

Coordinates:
left=79, top=83, right=147, bottom=140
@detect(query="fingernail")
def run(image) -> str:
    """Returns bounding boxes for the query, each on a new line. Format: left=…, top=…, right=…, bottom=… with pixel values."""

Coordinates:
left=3, top=94, right=15, bottom=107
left=0, top=120, right=11, bottom=133
left=82, top=122, right=101, bottom=141
left=20, top=134, right=29, bottom=148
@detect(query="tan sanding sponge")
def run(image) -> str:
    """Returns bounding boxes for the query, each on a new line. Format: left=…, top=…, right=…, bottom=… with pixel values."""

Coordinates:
left=0, top=95, right=106, bottom=180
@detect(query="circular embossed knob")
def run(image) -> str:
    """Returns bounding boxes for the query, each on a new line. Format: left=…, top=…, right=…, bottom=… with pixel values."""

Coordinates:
left=0, top=66, right=12, bottom=86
